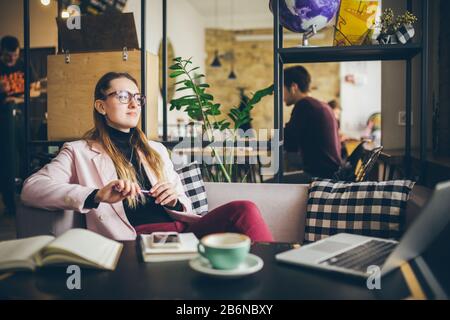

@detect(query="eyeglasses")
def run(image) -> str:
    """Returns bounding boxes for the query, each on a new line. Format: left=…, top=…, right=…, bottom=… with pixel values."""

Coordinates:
left=106, top=90, right=146, bottom=106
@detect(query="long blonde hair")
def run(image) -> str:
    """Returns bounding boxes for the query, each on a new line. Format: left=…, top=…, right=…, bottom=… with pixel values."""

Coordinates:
left=83, top=72, right=164, bottom=208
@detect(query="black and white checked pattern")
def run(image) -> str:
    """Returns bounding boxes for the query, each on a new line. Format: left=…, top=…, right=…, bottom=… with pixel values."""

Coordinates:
left=305, top=179, right=415, bottom=243
left=396, top=24, right=415, bottom=44
left=176, top=161, right=208, bottom=216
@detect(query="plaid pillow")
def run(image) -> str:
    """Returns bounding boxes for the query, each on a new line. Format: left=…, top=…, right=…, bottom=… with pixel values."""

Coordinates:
left=176, top=161, right=208, bottom=216
left=305, top=179, right=415, bottom=243
left=396, top=24, right=415, bottom=44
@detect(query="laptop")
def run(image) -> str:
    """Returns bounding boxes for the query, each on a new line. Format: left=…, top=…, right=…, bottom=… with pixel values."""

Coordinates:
left=276, top=180, right=450, bottom=279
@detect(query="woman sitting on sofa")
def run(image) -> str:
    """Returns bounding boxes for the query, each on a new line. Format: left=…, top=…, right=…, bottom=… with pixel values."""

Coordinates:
left=21, top=72, right=273, bottom=242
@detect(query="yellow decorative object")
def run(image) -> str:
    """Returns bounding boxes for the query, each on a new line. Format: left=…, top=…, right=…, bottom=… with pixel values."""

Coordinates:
left=333, top=0, right=379, bottom=46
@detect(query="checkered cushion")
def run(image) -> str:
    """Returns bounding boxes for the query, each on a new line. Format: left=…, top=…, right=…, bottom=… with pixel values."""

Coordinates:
left=305, top=179, right=415, bottom=243
left=176, top=161, right=208, bottom=216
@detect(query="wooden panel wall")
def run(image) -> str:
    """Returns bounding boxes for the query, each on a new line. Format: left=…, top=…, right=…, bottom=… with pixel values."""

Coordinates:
left=47, top=50, right=158, bottom=140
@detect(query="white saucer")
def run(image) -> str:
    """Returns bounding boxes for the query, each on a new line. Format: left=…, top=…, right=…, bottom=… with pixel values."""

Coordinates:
left=189, top=254, right=264, bottom=278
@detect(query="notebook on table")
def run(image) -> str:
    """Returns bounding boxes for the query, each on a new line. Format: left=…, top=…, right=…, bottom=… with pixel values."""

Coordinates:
left=0, top=229, right=123, bottom=272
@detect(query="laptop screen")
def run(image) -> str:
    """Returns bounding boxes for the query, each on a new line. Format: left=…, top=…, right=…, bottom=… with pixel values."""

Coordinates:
left=422, top=222, right=450, bottom=296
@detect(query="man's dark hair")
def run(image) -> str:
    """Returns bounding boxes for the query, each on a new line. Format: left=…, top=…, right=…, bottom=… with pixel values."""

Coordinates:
left=284, top=66, right=311, bottom=93
left=328, top=99, right=340, bottom=110
left=1, top=36, right=20, bottom=52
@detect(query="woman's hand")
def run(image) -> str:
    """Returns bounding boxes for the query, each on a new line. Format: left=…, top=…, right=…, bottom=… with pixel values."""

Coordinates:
left=95, top=179, right=141, bottom=204
left=150, top=181, right=179, bottom=207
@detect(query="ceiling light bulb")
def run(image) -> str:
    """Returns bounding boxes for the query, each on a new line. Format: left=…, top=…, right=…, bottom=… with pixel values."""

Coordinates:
left=41, top=0, right=51, bottom=6
left=61, top=10, right=70, bottom=18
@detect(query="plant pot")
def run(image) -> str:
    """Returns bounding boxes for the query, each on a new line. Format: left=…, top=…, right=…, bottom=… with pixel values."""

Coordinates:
left=377, top=33, right=398, bottom=45
left=396, top=24, right=415, bottom=44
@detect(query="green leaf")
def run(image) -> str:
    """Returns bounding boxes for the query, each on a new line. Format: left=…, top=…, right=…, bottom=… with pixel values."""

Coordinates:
left=229, top=113, right=238, bottom=123
left=176, top=87, right=193, bottom=92
left=248, top=84, right=274, bottom=105
left=229, top=109, right=240, bottom=117
left=169, top=104, right=181, bottom=111
left=200, top=93, right=214, bottom=101
left=205, top=108, right=220, bottom=116
left=169, top=70, right=184, bottom=78
left=221, top=122, right=231, bottom=130
left=175, top=79, right=189, bottom=85
left=187, top=109, right=203, bottom=121
left=174, top=94, right=197, bottom=99
left=198, top=83, right=210, bottom=88
left=213, top=119, right=231, bottom=131
left=188, top=66, right=200, bottom=73
left=212, top=121, right=222, bottom=129
left=184, top=80, right=195, bottom=88
left=170, top=97, right=197, bottom=107
left=174, top=57, right=182, bottom=62
left=169, top=64, right=181, bottom=70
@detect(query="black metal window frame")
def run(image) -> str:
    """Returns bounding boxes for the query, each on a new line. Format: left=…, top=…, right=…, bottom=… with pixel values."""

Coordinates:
left=23, top=0, right=429, bottom=184
left=22, top=0, right=163, bottom=176
left=272, top=0, right=429, bottom=183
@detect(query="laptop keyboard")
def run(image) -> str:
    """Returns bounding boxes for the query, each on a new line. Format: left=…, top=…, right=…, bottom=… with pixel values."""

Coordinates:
left=319, top=240, right=397, bottom=273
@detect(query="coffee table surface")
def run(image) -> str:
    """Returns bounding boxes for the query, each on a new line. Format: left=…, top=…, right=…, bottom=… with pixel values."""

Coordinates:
left=0, top=241, right=410, bottom=299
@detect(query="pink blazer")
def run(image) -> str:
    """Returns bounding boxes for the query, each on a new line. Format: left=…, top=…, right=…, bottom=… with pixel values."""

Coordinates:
left=20, top=140, right=201, bottom=240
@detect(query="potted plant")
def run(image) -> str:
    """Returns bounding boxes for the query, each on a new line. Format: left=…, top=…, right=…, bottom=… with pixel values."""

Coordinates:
left=395, top=11, right=418, bottom=44
left=169, top=57, right=274, bottom=183
left=377, top=9, right=417, bottom=44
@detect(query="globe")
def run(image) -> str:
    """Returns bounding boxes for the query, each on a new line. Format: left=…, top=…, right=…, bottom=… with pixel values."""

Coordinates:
left=269, top=0, right=341, bottom=33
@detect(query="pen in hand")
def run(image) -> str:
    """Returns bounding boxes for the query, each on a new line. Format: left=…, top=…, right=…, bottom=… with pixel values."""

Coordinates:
left=113, top=185, right=152, bottom=196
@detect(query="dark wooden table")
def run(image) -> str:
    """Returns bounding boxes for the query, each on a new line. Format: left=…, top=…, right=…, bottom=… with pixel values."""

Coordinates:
left=0, top=242, right=412, bottom=300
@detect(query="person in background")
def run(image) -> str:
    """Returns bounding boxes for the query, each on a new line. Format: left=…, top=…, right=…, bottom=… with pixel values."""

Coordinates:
left=327, top=99, right=341, bottom=127
left=362, top=112, right=382, bottom=147
left=328, top=99, right=349, bottom=160
left=0, top=36, right=39, bottom=215
left=0, top=36, right=40, bottom=103
left=281, top=66, right=342, bottom=182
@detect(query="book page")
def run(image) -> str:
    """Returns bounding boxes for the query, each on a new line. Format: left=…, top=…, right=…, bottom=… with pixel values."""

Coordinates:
left=41, top=229, right=123, bottom=270
left=0, top=235, right=54, bottom=272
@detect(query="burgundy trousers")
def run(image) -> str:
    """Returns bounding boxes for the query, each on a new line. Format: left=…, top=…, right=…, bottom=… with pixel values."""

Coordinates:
left=134, top=200, right=273, bottom=242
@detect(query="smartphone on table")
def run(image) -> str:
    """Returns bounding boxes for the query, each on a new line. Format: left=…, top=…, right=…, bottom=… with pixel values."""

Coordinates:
left=150, top=232, right=181, bottom=248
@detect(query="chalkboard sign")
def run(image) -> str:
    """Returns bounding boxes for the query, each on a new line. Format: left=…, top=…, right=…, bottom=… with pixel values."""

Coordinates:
left=57, top=12, right=139, bottom=52
left=62, top=0, right=128, bottom=15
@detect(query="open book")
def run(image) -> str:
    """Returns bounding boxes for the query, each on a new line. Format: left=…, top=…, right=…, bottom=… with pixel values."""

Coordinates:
left=0, top=229, right=123, bottom=272
left=140, top=233, right=199, bottom=262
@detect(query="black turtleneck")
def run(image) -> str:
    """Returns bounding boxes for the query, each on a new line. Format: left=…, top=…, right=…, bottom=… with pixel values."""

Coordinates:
left=83, top=125, right=182, bottom=227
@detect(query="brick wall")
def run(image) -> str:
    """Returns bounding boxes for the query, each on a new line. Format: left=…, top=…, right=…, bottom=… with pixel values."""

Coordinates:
left=204, top=27, right=340, bottom=131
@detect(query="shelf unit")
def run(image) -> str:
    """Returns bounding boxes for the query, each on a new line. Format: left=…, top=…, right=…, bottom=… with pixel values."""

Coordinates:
left=19, top=0, right=430, bottom=185
left=279, top=43, right=422, bottom=63
left=272, top=0, right=429, bottom=183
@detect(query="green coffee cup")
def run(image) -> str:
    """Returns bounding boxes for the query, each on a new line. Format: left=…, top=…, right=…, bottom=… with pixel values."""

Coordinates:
left=197, top=233, right=251, bottom=270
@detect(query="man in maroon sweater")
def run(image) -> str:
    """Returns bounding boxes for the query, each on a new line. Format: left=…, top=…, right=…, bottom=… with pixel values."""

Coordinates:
left=282, top=66, right=342, bottom=182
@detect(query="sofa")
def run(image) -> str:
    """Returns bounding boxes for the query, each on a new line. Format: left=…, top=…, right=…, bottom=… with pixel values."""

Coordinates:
left=15, top=183, right=432, bottom=243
